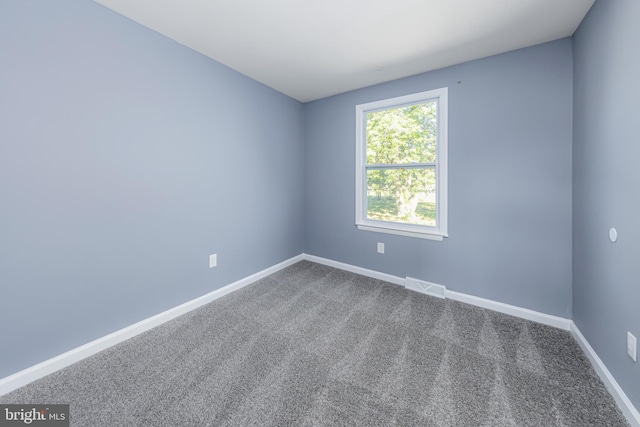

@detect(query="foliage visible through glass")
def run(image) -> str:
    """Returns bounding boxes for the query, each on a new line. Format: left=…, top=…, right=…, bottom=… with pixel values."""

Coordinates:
left=366, top=169, right=436, bottom=225
left=365, top=102, right=438, bottom=226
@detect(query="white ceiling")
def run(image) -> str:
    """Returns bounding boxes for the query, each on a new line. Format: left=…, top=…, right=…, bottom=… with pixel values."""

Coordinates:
left=94, top=0, right=595, bottom=102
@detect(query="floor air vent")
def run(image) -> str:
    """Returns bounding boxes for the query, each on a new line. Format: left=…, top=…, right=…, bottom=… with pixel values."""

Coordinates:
left=405, top=277, right=446, bottom=299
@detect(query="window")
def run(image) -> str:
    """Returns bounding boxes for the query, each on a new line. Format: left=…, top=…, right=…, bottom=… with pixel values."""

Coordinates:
left=355, top=88, right=448, bottom=240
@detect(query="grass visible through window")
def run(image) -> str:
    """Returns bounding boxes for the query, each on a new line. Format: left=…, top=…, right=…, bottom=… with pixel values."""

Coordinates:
left=367, top=196, right=436, bottom=226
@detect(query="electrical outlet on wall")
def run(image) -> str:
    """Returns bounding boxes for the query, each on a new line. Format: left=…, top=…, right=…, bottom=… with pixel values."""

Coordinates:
left=628, top=332, right=637, bottom=362
left=377, top=242, right=384, bottom=254
left=209, top=254, right=217, bottom=268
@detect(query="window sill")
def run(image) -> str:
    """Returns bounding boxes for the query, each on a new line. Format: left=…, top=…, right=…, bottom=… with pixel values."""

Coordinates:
left=356, top=224, right=446, bottom=241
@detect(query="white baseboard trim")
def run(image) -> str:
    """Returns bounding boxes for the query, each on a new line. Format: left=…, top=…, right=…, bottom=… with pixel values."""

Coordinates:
left=302, top=254, right=405, bottom=286
left=305, top=254, right=639, bottom=424
left=4, top=252, right=637, bottom=427
left=445, top=290, right=572, bottom=330
left=302, top=253, right=571, bottom=330
left=571, top=323, right=640, bottom=427
left=0, top=254, right=304, bottom=397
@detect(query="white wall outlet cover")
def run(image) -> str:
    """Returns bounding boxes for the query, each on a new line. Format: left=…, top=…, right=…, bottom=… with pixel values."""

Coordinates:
left=609, top=227, right=618, bottom=243
left=209, top=254, right=217, bottom=268
left=377, top=242, right=384, bottom=254
left=628, top=332, right=637, bottom=362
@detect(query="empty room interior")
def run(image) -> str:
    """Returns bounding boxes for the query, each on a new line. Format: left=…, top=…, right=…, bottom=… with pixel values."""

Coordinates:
left=1, top=0, right=639, bottom=425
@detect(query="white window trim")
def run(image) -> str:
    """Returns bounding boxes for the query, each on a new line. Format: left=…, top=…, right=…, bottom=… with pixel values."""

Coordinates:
left=355, top=88, right=448, bottom=240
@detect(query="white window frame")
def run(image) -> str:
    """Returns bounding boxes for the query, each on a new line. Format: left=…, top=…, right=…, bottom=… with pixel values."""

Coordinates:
left=355, top=88, right=448, bottom=241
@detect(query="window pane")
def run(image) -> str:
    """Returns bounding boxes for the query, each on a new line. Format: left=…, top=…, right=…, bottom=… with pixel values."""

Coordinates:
left=366, top=101, right=437, bottom=165
left=366, top=168, right=436, bottom=226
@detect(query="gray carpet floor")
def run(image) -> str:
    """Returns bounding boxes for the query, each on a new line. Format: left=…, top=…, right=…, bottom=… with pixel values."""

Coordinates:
left=1, top=261, right=630, bottom=426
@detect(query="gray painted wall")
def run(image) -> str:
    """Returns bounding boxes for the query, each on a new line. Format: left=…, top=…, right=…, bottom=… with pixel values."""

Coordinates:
left=0, top=0, right=304, bottom=378
left=573, top=0, right=640, bottom=409
left=304, top=39, right=573, bottom=318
